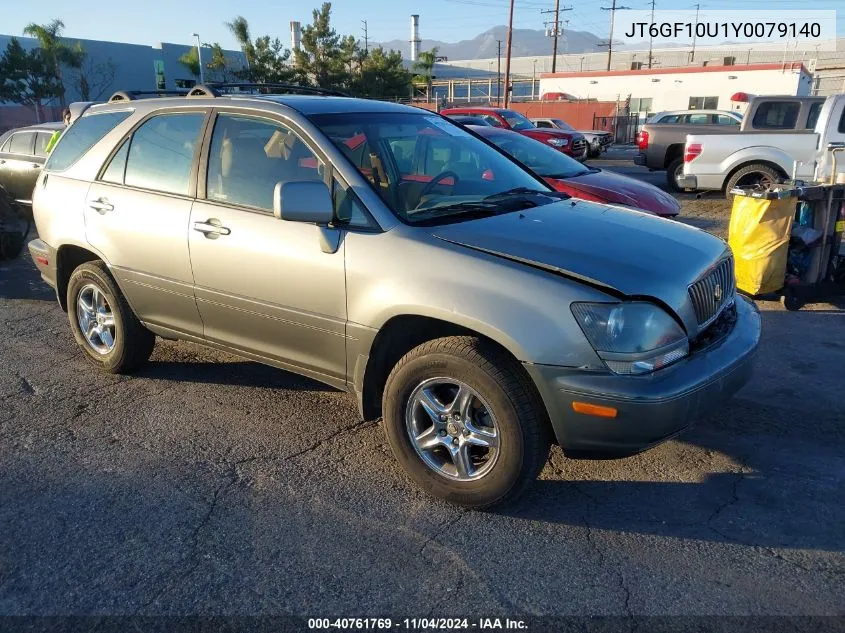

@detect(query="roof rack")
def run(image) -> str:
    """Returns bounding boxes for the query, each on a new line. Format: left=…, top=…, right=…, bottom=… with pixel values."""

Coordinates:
left=196, top=82, right=348, bottom=97
left=108, top=90, right=189, bottom=102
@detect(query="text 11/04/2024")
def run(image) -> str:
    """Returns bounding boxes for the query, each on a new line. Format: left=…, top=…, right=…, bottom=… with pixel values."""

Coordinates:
left=307, top=618, right=528, bottom=630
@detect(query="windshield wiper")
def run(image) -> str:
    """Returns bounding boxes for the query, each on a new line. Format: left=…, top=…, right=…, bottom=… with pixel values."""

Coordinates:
left=409, top=202, right=503, bottom=225
left=484, top=187, right=570, bottom=202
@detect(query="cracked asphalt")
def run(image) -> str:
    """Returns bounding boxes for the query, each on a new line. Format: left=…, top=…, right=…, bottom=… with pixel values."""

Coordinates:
left=1, top=174, right=844, bottom=623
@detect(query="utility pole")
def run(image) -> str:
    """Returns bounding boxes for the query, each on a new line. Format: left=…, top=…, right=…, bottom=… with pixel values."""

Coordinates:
left=497, top=39, right=502, bottom=107
left=690, top=3, right=700, bottom=62
left=647, top=0, right=656, bottom=69
left=541, top=1, right=573, bottom=73
left=600, top=0, right=631, bottom=71
left=503, top=0, right=515, bottom=108
left=361, top=20, right=368, bottom=55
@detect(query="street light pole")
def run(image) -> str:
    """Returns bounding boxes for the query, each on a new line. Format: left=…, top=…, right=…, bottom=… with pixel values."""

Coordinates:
left=193, top=33, right=204, bottom=84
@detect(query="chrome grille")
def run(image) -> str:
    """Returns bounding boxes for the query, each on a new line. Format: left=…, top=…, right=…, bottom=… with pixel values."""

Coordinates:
left=572, top=138, right=587, bottom=153
left=688, top=257, right=735, bottom=327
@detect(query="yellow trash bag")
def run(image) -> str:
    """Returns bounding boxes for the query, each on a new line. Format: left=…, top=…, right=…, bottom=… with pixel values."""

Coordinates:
left=728, top=195, right=794, bottom=295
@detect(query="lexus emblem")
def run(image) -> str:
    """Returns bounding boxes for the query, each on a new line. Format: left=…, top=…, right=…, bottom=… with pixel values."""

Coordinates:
left=714, top=284, right=723, bottom=303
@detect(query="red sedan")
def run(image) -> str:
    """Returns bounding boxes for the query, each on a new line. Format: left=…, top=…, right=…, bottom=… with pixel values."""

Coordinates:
left=471, top=125, right=680, bottom=217
left=441, top=106, right=588, bottom=161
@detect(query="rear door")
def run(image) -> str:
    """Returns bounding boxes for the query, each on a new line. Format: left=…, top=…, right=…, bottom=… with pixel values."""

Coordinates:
left=0, top=131, right=39, bottom=203
left=187, top=110, right=347, bottom=383
left=85, top=109, right=209, bottom=336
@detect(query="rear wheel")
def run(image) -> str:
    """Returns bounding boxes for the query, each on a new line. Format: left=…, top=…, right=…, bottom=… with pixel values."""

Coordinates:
left=382, top=336, right=551, bottom=509
left=67, top=261, right=155, bottom=373
left=666, top=158, right=685, bottom=192
left=725, top=163, right=782, bottom=200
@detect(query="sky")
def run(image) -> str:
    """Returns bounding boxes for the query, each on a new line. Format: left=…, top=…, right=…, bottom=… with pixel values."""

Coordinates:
left=2, top=0, right=842, bottom=51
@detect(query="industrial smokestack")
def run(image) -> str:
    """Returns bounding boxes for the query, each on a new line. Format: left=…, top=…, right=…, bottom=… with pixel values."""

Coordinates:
left=410, top=14, right=421, bottom=62
left=290, top=21, right=302, bottom=51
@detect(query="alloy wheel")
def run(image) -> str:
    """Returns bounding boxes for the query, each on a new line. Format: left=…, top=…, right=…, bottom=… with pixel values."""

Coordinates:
left=76, top=283, right=116, bottom=355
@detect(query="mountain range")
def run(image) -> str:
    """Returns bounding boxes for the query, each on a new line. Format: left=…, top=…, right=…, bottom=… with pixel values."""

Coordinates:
left=376, top=26, right=616, bottom=61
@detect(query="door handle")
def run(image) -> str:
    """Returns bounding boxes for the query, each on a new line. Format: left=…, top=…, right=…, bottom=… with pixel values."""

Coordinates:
left=193, top=219, right=231, bottom=238
left=31, top=163, right=40, bottom=168
left=88, top=198, right=114, bottom=214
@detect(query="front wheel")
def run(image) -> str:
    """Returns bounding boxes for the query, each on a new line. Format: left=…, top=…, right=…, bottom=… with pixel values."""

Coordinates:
left=382, top=336, right=551, bottom=508
left=67, top=261, right=155, bottom=373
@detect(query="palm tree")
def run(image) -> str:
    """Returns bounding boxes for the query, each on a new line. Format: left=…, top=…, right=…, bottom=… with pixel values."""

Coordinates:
left=225, top=16, right=255, bottom=80
left=413, top=47, right=438, bottom=102
left=23, top=19, right=82, bottom=106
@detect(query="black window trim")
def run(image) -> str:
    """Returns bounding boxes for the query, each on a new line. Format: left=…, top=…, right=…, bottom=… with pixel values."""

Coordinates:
left=95, top=106, right=212, bottom=201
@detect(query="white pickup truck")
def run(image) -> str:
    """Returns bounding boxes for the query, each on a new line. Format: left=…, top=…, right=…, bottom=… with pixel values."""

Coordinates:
left=678, top=94, right=845, bottom=197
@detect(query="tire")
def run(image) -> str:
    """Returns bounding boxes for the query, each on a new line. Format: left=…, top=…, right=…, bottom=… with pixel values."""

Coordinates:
left=382, top=336, right=551, bottom=509
left=666, top=158, right=685, bottom=192
left=781, top=287, right=804, bottom=311
left=67, top=261, right=155, bottom=373
left=724, top=163, right=782, bottom=200
left=588, top=143, right=601, bottom=158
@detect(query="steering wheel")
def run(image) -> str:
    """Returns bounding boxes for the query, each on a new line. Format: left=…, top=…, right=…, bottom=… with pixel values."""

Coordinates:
left=418, top=171, right=460, bottom=202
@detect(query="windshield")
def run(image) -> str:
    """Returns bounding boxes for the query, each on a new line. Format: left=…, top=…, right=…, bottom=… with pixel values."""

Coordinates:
left=501, top=110, right=535, bottom=131
left=553, top=119, right=575, bottom=131
left=483, top=131, right=592, bottom=178
left=310, top=112, right=557, bottom=225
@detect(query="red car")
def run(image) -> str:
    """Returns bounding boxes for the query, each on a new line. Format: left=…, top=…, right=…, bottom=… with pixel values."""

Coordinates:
left=472, top=125, right=680, bottom=217
left=441, top=106, right=588, bottom=162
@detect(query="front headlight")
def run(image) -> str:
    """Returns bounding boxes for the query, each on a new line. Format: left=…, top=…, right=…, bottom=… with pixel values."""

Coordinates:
left=571, top=302, right=689, bottom=375
left=547, top=138, right=569, bottom=147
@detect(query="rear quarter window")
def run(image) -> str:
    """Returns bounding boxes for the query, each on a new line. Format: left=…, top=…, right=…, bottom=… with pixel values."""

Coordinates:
left=45, top=111, right=132, bottom=172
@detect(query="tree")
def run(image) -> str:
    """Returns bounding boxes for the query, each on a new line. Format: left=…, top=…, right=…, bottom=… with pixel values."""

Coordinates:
left=293, top=3, right=349, bottom=89
left=206, top=43, right=234, bottom=82
left=353, top=47, right=411, bottom=99
left=0, top=38, right=64, bottom=122
left=413, top=47, right=438, bottom=102
left=72, top=54, right=118, bottom=101
left=22, top=19, right=82, bottom=104
left=225, top=16, right=293, bottom=83
left=178, top=46, right=200, bottom=79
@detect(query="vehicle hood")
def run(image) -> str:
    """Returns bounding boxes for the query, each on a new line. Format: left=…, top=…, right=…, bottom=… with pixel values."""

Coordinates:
left=431, top=200, right=727, bottom=331
left=561, top=169, right=681, bottom=217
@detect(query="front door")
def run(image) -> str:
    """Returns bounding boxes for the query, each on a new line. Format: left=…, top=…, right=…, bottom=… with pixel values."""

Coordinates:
left=84, top=110, right=208, bottom=336
left=188, top=111, right=347, bottom=383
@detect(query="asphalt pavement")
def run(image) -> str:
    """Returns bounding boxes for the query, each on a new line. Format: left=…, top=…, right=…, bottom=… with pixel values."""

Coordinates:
left=1, top=177, right=844, bottom=627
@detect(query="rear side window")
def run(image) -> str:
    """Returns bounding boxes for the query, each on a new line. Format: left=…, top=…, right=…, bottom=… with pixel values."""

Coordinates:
left=124, top=113, right=205, bottom=196
left=100, top=140, right=129, bottom=184
left=806, top=102, right=823, bottom=130
left=715, top=115, right=740, bottom=126
left=752, top=102, right=799, bottom=130
left=9, top=132, right=35, bottom=155
left=46, top=111, right=131, bottom=172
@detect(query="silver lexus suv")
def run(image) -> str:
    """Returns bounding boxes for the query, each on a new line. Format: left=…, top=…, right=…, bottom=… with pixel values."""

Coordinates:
left=28, top=84, right=761, bottom=508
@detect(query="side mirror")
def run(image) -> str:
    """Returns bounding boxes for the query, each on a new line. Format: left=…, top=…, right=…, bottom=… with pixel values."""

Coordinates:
left=273, top=180, right=334, bottom=225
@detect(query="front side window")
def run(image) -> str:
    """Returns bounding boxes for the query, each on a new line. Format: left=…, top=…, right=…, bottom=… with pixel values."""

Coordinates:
left=34, top=132, right=53, bottom=157
left=310, top=112, right=555, bottom=226
left=752, top=102, right=800, bottom=130
left=206, top=113, right=323, bottom=211
left=46, top=111, right=132, bottom=172
left=9, top=132, right=35, bottom=155
left=124, top=112, right=205, bottom=195
left=500, top=110, right=534, bottom=131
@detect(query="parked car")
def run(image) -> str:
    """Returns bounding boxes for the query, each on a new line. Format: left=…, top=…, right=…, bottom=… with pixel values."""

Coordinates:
left=472, top=125, right=679, bottom=217
left=0, top=122, right=63, bottom=210
left=647, top=110, right=743, bottom=125
left=440, top=106, right=588, bottom=161
left=638, top=97, right=826, bottom=193
left=679, top=95, right=845, bottom=197
left=530, top=118, right=613, bottom=158
left=444, top=114, right=493, bottom=127
left=29, top=85, right=760, bottom=508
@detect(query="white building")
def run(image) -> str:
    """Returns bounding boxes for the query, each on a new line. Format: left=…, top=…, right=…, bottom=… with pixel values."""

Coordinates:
left=538, top=62, right=813, bottom=115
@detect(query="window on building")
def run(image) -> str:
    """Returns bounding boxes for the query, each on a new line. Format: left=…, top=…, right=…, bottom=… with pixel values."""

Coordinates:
left=752, top=101, right=800, bottom=130
left=124, top=112, right=205, bottom=195
left=206, top=113, right=324, bottom=211
left=45, top=111, right=131, bottom=172
left=688, top=96, right=718, bottom=110
left=630, top=98, right=653, bottom=113
left=153, top=60, right=166, bottom=91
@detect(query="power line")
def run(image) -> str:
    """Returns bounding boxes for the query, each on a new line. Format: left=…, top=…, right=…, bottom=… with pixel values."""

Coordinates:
left=690, top=3, right=700, bottom=62
left=540, top=1, right=573, bottom=73
left=647, top=0, right=656, bottom=68
left=599, top=0, right=632, bottom=71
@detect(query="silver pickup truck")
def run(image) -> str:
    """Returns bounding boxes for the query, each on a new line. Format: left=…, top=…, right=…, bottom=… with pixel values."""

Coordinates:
left=678, top=95, right=845, bottom=197
left=636, top=97, right=824, bottom=192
